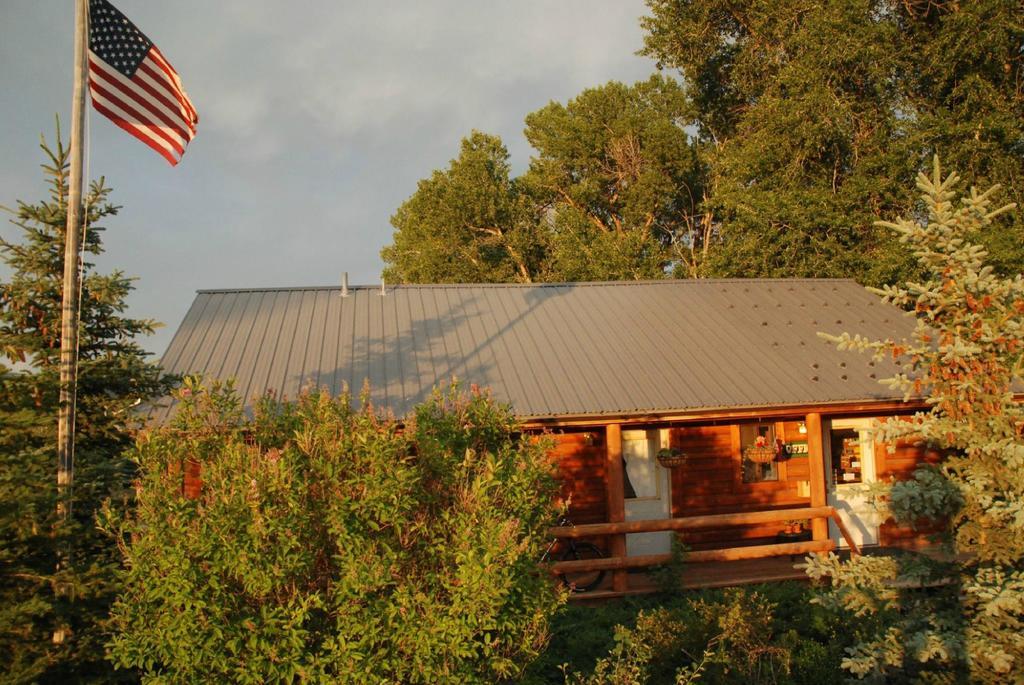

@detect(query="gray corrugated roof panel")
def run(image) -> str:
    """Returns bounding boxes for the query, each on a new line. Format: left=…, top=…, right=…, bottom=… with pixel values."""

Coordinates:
left=154, top=279, right=919, bottom=422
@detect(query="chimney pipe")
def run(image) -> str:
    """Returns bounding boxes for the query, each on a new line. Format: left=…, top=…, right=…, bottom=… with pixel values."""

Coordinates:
left=341, top=272, right=349, bottom=297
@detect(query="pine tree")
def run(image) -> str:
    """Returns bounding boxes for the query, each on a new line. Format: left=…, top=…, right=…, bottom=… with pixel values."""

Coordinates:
left=0, top=127, right=175, bottom=683
left=806, top=159, right=1024, bottom=683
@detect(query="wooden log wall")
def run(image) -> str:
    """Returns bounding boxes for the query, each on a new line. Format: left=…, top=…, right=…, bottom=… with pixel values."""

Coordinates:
left=548, top=431, right=608, bottom=525
left=668, top=420, right=814, bottom=550
left=545, top=415, right=940, bottom=554
left=183, top=459, right=202, bottom=499
left=875, top=431, right=939, bottom=547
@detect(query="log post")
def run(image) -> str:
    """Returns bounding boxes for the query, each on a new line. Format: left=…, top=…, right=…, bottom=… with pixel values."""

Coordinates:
left=829, top=510, right=861, bottom=555
left=605, top=423, right=627, bottom=592
left=805, top=412, right=829, bottom=542
left=183, top=459, right=202, bottom=500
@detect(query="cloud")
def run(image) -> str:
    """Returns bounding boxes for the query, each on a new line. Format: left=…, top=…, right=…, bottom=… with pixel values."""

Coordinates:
left=1, top=0, right=658, bottom=355
left=206, top=2, right=654, bottom=146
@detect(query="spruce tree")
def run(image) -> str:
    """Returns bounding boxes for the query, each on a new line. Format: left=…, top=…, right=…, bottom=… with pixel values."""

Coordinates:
left=807, top=159, right=1024, bottom=683
left=0, top=127, right=175, bottom=683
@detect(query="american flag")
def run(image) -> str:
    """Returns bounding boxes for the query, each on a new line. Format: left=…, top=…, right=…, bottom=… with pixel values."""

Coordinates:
left=87, top=0, right=198, bottom=166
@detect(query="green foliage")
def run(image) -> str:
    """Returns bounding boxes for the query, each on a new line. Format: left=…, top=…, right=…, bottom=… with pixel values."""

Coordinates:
left=650, top=535, right=688, bottom=595
left=554, top=585, right=848, bottom=685
left=640, top=0, right=1024, bottom=285
left=808, top=159, right=1024, bottom=682
left=887, top=465, right=964, bottom=529
left=805, top=551, right=967, bottom=683
left=381, top=132, right=542, bottom=284
left=0, top=126, right=174, bottom=683
left=105, top=379, right=564, bottom=684
left=523, top=598, right=646, bottom=685
left=382, top=76, right=703, bottom=283
left=388, top=2, right=1023, bottom=287
left=521, top=76, right=704, bottom=281
left=561, top=617, right=658, bottom=685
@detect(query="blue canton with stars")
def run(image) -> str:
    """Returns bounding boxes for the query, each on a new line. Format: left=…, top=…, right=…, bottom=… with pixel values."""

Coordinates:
left=89, top=0, right=153, bottom=78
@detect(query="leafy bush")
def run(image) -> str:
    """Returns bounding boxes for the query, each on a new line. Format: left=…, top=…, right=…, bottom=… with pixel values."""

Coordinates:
left=534, top=583, right=850, bottom=685
left=104, top=379, right=564, bottom=683
left=522, top=599, right=645, bottom=685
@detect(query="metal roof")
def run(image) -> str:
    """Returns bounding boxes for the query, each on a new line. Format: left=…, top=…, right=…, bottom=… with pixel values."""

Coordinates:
left=156, top=279, right=917, bottom=421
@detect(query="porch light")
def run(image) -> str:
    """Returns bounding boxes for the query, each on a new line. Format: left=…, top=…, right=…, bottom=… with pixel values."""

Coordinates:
left=798, top=422, right=807, bottom=434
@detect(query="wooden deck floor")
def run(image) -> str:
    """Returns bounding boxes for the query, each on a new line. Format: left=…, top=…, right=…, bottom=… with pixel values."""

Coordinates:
left=569, top=555, right=811, bottom=602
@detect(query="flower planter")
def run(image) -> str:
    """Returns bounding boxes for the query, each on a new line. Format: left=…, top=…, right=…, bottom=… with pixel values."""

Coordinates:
left=743, top=445, right=776, bottom=464
left=656, top=448, right=687, bottom=469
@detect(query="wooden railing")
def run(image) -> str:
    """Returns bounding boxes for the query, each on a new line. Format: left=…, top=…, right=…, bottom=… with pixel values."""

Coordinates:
left=549, top=505, right=859, bottom=577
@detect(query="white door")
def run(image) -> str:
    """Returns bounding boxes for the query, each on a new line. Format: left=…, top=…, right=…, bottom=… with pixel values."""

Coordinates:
left=622, top=429, right=673, bottom=556
left=826, top=418, right=880, bottom=548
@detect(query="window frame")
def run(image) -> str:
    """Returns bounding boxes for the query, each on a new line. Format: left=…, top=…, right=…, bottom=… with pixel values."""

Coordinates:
left=730, top=422, right=790, bottom=488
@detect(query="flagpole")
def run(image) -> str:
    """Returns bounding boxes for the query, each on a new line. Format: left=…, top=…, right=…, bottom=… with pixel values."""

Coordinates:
left=57, top=0, right=88, bottom=524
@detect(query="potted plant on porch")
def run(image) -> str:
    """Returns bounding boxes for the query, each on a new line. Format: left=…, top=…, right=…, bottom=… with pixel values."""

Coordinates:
left=776, top=520, right=811, bottom=543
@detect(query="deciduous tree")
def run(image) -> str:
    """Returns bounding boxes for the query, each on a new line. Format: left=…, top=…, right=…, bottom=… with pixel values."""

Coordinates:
left=383, top=76, right=703, bottom=282
left=382, top=132, right=541, bottom=284
left=522, top=76, right=704, bottom=280
left=641, top=0, right=1024, bottom=285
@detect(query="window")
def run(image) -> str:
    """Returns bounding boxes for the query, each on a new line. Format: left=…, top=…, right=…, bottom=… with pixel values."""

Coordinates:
left=829, top=428, right=862, bottom=484
left=740, top=423, right=780, bottom=483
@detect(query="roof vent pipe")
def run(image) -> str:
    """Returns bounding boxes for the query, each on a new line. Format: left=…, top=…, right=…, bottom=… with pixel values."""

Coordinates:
left=380, top=275, right=386, bottom=296
left=341, top=272, right=349, bottom=297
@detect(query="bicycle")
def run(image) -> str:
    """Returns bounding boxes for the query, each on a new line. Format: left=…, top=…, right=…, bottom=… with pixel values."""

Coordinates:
left=541, top=515, right=607, bottom=593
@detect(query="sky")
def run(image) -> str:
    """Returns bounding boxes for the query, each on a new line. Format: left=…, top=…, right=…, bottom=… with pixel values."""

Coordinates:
left=0, top=1, right=659, bottom=357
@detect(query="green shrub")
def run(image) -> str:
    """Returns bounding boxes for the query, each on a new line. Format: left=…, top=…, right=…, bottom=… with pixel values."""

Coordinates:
left=529, top=583, right=852, bottom=685
left=555, top=587, right=817, bottom=685
left=523, top=601, right=645, bottom=684
left=104, top=379, right=564, bottom=683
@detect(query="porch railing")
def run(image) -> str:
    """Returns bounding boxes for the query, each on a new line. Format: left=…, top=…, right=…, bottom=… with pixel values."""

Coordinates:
left=549, top=505, right=859, bottom=578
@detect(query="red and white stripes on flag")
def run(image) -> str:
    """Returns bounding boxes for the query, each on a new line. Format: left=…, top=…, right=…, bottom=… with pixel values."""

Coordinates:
left=87, top=0, right=198, bottom=166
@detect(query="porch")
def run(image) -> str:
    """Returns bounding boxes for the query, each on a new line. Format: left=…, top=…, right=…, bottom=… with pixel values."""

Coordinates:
left=541, top=409, right=931, bottom=598
left=570, top=557, right=810, bottom=601
left=550, top=504, right=859, bottom=600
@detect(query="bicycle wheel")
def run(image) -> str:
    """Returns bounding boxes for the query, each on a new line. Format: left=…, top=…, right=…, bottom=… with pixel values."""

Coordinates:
left=558, top=542, right=606, bottom=593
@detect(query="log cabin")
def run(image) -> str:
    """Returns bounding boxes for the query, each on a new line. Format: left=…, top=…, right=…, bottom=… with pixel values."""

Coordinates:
left=158, top=279, right=935, bottom=595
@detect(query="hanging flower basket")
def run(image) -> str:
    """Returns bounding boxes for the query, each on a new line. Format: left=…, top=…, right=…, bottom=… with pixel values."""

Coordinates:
left=744, top=445, right=776, bottom=464
left=656, top=448, right=687, bottom=468
left=743, top=436, right=777, bottom=464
